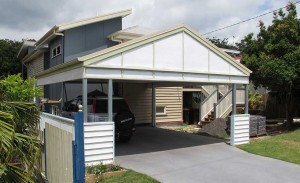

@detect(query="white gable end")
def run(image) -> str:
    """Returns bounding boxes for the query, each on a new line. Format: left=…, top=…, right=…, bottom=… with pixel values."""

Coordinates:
left=86, top=29, right=249, bottom=84
left=123, top=44, right=153, bottom=69
left=154, top=33, right=183, bottom=71
left=183, top=33, right=209, bottom=72
left=91, top=32, right=244, bottom=76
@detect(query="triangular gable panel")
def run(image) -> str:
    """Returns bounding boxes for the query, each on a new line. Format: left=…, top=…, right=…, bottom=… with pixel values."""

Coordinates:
left=183, top=33, right=209, bottom=72
left=89, top=27, right=248, bottom=77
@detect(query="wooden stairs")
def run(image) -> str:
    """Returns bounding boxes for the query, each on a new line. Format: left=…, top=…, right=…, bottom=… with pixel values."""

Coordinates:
left=201, top=111, right=215, bottom=126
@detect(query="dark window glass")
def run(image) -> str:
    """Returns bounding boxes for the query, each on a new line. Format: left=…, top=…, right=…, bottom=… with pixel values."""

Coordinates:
left=52, top=48, right=56, bottom=58
left=94, top=99, right=130, bottom=113
left=57, top=46, right=61, bottom=55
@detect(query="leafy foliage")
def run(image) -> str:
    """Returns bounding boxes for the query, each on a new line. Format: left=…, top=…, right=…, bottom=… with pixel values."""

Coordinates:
left=0, top=74, right=42, bottom=102
left=0, top=39, right=22, bottom=77
left=240, top=3, right=300, bottom=129
left=0, top=75, right=41, bottom=182
left=208, top=37, right=238, bottom=50
left=87, top=164, right=122, bottom=176
left=248, top=90, right=263, bottom=110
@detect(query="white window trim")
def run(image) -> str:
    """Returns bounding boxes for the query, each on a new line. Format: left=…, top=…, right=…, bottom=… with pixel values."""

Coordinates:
left=156, top=105, right=167, bottom=116
left=52, top=45, right=61, bottom=58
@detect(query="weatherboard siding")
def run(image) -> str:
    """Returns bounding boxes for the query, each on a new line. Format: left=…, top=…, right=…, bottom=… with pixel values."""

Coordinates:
left=123, top=83, right=153, bottom=124
left=156, top=87, right=183, bottom=123
left=123, top=84, right=183, bottom=124
left=27, top=54, right=44, bottom=78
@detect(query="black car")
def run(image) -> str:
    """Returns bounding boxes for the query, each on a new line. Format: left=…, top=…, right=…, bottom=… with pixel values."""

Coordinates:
left=61, top=90, right=135, bottom=142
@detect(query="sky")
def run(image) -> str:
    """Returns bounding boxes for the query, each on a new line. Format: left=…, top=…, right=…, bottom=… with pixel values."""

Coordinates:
left=0, top=0, right=299, bottom=44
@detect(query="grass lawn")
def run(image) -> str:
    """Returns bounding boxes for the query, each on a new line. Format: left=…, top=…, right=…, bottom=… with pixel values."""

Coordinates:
left=238, top=129, right=300, bottom=165
left=98, top=170, right=160, bottom=183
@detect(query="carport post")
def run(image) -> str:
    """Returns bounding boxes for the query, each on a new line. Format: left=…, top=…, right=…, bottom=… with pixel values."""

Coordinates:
left=83, top=78, right=88, bottom=122
left=244, top=84, right=249, bottom=114
left=152, top=83, right=156, bottom=127
left=232, top=84, right=237, bottom=115
left=108, top=79, right=113, bottom=121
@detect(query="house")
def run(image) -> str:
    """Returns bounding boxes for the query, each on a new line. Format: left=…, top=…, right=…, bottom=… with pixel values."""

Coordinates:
left=18, top=9, right=247, bottom=126
left=17, top=9, right=251, bottom=182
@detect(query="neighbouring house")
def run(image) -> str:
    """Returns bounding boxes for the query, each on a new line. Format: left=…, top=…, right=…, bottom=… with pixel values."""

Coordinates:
left=17, top=9, right=251, bottom=182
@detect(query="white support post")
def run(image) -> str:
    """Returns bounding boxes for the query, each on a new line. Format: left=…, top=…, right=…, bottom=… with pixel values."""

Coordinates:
left=199, top=92, right=202, bottom=123
left=152, top=83, right=156, bottom=127
left=244, top=84, right=249, bottom=114
left=232, top=84, right=237, bottom=115
left=83, top=78, right=88, bottom=122
left=108, top=79, right=113, bottom=121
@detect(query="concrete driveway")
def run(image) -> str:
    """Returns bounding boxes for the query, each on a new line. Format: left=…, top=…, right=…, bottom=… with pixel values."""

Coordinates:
left=116, top=126, right=300, bottom=183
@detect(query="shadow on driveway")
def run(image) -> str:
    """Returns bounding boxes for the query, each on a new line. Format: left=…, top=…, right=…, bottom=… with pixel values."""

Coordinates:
left=116, top=126, right=225, bottom=156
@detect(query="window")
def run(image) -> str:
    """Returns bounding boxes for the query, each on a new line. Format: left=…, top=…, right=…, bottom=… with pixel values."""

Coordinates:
left=52, top=45, right=61, bottom=58
left=156, top=106, right=166, bottom=116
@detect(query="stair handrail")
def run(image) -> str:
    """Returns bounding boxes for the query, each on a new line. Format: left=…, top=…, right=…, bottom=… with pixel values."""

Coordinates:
left=201, top=85, right=217, bottom=97
left=201, top=89, right=218, bottom=105
left=200, top=89, right=218, bottom=121
left=214, top=88, right=233, bottom=118
left=218, top=85, right=230, bottom=96
left=215, top=88, right=233, bottom=106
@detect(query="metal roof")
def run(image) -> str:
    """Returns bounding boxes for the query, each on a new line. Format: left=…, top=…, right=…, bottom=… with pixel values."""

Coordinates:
left=108, top=26, right=157, bottom=43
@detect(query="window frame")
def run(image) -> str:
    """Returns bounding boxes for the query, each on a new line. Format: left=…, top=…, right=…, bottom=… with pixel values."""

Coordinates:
left=52, top=45, right=61, bottom=58
left=156, top=105, right=167, bottom=116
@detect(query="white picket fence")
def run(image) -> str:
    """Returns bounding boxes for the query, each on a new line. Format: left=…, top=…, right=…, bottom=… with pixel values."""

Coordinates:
left=84, top=122, right=115, bottom=166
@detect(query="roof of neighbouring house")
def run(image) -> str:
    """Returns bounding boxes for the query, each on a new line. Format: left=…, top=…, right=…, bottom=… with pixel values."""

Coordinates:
left=17, top=40, right=36, bottom=58
left=107, top=26, right=157, bottom=42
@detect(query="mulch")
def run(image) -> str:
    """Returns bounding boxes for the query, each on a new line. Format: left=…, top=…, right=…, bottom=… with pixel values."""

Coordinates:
left=199, top=118, right=228, bottom=137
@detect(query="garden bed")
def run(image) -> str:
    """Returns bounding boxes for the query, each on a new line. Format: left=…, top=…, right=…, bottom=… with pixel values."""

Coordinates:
left=85, top=164, right=126, bottom=183
left=85, top=164, right=159, bottom=183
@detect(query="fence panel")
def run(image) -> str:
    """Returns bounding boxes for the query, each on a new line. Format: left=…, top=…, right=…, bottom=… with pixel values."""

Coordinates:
left=236, top=89, right=245, bottom=104
left=84, top=122, right=115, bottom=166
left=230, top=114, right=250, bottom=146
left=40, top=113, right=74, bottom=183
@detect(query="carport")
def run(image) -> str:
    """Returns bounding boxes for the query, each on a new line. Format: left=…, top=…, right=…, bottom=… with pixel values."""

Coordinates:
left=36, top=25, right=251, bottom=165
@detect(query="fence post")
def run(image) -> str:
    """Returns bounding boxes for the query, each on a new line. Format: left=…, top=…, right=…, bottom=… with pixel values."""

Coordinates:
left=44, top=128, right=48, bottom=182
left=213, top=103, right=217, bottom=119
left=73, top=112, right=85, bottom=183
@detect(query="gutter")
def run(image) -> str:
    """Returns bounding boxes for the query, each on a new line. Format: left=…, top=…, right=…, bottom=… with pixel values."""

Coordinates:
left=35, top=26, right=59, bottom=48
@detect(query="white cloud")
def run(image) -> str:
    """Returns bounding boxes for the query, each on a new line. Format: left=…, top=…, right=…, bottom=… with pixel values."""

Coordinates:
left=0, top=0, right=298, bottom=42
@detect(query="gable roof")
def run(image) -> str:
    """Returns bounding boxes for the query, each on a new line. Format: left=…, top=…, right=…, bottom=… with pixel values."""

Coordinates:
left=17, top=40, right=36, bottom=58
left=77, top=24, right=251, bottom=76
left=35, top=9, right=132, bottom=47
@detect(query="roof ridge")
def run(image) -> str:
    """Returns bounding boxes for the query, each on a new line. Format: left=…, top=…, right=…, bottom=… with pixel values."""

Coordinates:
left=57, top=9, right=132, bottom=31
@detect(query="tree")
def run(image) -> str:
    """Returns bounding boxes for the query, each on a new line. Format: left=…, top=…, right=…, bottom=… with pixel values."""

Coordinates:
left=208, top=37, right=238, bottom=50
left=240, top=2, right=300, bottom=129
left=0, top=75, right=42, bottom=182
left=0, top=39, right=22, bottom=77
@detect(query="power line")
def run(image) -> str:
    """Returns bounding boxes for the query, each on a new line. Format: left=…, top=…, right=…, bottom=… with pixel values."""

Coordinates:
left=203, top=1, right=300, bottom=35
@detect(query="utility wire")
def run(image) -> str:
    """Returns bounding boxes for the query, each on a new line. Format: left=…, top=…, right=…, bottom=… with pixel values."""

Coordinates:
left=203, top=1, right=300, bottom=35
